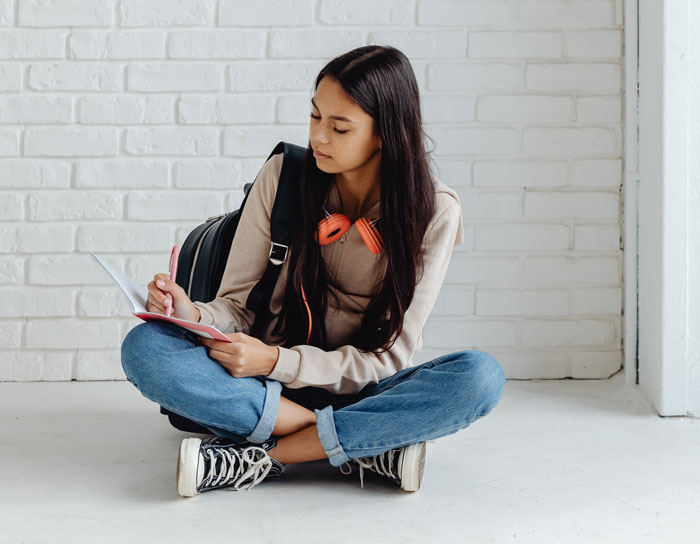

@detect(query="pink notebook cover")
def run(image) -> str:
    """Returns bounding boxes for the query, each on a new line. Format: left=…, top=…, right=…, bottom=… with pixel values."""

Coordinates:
left=91, top=253, right=233, bottom=343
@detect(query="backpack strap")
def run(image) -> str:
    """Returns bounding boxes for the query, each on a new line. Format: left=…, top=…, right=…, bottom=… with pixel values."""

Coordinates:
left=246, top=141, right=307, bottom=339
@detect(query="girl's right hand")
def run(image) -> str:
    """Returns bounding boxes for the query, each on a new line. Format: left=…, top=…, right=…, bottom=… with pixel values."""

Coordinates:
left=146, top=273, right=200, bottom=322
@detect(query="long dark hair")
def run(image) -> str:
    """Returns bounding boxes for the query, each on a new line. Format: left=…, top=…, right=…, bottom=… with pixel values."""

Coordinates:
left=271, top=45, right=437, bottom=354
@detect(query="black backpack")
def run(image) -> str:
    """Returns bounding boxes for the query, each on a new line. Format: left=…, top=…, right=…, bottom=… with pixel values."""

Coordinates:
left=160, top=141, right=307, bottom=433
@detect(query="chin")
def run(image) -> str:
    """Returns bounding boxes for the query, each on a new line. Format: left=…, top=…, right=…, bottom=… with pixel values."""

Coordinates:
left=315, top=160, right=339, bottom=173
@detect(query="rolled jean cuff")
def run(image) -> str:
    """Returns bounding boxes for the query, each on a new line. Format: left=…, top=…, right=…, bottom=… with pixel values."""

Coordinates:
left=314, top=405, right=351, bottom=467
left=246, top=378, right=282, bottom=443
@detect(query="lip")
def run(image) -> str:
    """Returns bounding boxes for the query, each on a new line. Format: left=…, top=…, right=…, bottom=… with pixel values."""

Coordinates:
left=313, top=149, right=331, bottom=159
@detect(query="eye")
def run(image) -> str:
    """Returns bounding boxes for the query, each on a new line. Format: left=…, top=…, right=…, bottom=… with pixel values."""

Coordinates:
left=309, top=113, right=348, bottom=134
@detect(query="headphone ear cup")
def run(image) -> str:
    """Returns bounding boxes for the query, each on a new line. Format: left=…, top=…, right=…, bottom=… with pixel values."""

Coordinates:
left=355, top=218, right=383, bottom=254
left=315, top=213, right=351, bottom=245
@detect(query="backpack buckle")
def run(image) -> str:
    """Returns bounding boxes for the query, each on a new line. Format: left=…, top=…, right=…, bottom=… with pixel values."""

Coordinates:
left=269, top=242, right=288, bottom=266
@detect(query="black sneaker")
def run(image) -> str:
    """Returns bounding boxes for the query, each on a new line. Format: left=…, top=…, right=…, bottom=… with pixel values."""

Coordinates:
left=339, top=441, right=427, bottom=492
left=177, top=435, right=285, bottom=497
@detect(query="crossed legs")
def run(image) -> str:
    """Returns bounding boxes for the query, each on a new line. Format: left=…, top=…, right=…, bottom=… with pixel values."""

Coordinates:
left=266, top=396, right=328, bottom=465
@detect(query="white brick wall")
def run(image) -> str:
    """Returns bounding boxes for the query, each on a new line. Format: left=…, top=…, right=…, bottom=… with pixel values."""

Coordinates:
left=0, top=0, right=625, bottom=382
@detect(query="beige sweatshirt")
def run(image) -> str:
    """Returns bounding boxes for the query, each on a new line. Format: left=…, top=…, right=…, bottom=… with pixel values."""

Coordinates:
left=193, top=152, right=464, bottom=395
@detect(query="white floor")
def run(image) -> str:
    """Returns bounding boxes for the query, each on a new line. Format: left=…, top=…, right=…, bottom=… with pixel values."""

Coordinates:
left=1, top=371, right=699, bottom=543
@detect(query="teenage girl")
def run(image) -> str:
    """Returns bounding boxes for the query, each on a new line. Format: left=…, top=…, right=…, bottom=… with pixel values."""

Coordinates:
left=121, top=45, right=505, bottom=497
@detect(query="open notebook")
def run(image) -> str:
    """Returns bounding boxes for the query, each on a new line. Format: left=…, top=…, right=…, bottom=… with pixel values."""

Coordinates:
left=91, top=253, right=232, bottom=342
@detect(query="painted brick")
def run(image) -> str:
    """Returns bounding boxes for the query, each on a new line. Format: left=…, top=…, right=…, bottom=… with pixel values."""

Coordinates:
left=522, top=127, right=619, bottom=157
left=369, top=31, right=467, bottom=58
left=566, top=29, right=621, bottom=58
left=26, top=319, right=121, bottom=349
left=219, top=0, right=313, bottom=26
left=428, top=62, right=521, bottom=91
left=526, top=63, right=621, bottom=93
left=119, top=0, right=216, bottom=26
left=476, top=223, right=569, bottom=251
left=477, top=95, right=572, bottom=122
left=69, top=31, right=165, bottom=59
left=27, top=191, right=122, bottom=221
left=576, top=96, right=621, bottom=122
left=524, top=256, right=619, bottom=284
left=476, top=289, right=569, bottom=315
left=77, top=223, right=171, bottom=252
left=524, top=191, right=619, bottom=220
left=0, top=30, right=65, bottom=59
left=178, top=96, right=275, bottom=124
left=29, top=63, right=122, bottom=92
left=0, top=65, right=21, bottom=91
left=573, top=287, right=622, bottom=314
left=169, top=31, right=265, bottom=59
left=319, top=0, right=415, bottom=25
left=474, top=160, right=567, bottom=188
left=0, top=97, right=72, bottom=124
left=517, top=0, right=613, bottom=27
left=269, top=30, right=367, bottom=59
left=522, top=319, right=618, bottom=347
left=0, top=193, right=23, bottom=221
left=18, top=0, right=114, bottom=26
left=25, top=128, right=118, bottom=157
left=124, top=127, right=219, bottom=156
left=75, top=161, right=169, bottom=189
left=469, top=32, right=562, bottom=58
left=0, top=161, right=71, bottom=188
left=127, top=191, right=223, bottom=221
left=173, top=160, right=246, bottom=189
left=77, top=96, right=174, bottom=124
left=128, top=64, right=222, bottom=92
left=574, top=224, right=620, bottom=251
left=419, top=0, right=517, bottom=26
left=16, top=224, right=75, bottom=253
left=228, top=62, right=323, bottom=92
left=0, top=130, right=20, bottom=155
left=570, top=159, right=622, bottom=187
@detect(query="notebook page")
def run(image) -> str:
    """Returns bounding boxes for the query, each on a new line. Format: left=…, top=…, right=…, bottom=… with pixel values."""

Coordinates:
left=91, top=253, right=148, bottom=314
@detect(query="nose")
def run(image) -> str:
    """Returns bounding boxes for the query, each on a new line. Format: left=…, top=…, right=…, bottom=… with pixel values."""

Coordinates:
left=310, top=120, right=330, bottom=145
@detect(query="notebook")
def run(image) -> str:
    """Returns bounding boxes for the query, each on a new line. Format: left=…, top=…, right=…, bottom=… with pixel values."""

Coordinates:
left=91, top=253, right=232, bottom=343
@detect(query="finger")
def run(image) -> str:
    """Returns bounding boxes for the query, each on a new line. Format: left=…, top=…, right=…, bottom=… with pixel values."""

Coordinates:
left=154, top=274, right=173, bottom=291
left=153, top=287, right=171, bottom=306
left=146, top=294, right=165, bottom=314
left=148, top=282, right=171, bottom=306
left=208, top=348, right=232, bottom=365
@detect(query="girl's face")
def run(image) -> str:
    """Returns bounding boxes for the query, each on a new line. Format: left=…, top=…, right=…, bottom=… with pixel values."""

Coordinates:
left=309, top=76, right=382, bottom=175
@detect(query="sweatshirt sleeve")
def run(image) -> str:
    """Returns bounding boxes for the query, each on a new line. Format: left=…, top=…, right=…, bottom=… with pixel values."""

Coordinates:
left=267, top=197, right=464, bottom=395
left=192, top=153, right=284, bottom=334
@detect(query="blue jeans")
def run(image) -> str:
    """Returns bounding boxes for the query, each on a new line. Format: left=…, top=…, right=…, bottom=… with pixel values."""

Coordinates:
left=120, top=320, right=505, bottom=467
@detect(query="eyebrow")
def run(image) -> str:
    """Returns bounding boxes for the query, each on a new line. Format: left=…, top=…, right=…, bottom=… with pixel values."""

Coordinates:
left=310, top=98, right=356, bottom=124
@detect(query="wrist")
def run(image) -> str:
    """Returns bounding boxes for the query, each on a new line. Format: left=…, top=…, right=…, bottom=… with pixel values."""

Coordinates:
left=268, top=345, right=279, bottom=376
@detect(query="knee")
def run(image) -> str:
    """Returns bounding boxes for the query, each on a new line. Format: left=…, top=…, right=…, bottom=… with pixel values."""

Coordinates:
left=455, top=350, right=505, bottom=415
left=120, top=321, right=162, bottom=382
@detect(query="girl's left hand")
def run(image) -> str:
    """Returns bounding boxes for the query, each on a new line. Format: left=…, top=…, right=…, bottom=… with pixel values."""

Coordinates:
left=198, top=332, right=279, bottom=378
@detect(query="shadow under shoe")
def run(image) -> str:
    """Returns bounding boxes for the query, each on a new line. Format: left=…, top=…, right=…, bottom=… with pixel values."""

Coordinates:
left=177, top=435, right=285, bottom=497
left=339, top=441, right=427, bottom=492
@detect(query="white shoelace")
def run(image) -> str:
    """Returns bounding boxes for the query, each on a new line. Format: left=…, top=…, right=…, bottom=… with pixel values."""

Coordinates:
left=201, top=445, right=273, bottom=491
left=339, top=449, right=399, bottom=489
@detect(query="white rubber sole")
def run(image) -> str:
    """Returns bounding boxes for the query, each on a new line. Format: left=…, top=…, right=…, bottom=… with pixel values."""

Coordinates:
left=177, top=437, right=203, bottom=498
left=398, top=441, right=427, bottom=492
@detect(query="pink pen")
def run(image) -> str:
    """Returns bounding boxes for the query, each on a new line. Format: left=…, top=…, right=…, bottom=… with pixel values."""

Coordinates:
left=166, top=245, right=179, bottom=317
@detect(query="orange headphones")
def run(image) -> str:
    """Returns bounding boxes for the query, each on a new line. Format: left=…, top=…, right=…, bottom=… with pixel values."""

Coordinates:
left=299, top=186, right=384, bottom=343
